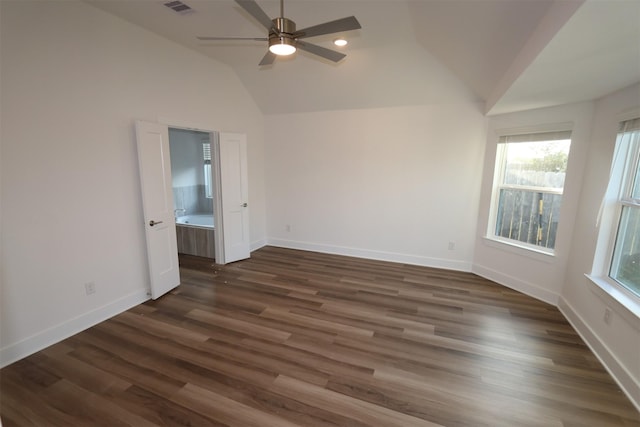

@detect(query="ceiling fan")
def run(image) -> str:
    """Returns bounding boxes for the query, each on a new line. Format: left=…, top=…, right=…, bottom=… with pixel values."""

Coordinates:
left=197, top=0, right=361, bottom=65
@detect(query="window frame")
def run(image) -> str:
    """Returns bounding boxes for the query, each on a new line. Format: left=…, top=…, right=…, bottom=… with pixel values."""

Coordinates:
left=588, top=114, right=640, bottom=317
left=487, top=129, right=572, bottom=255
left=606, top=120, right=640, bottom=297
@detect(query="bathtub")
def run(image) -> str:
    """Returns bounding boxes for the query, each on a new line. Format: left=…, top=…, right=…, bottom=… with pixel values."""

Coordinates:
left=176, top=214, right=214, bottom=229
left=175, top=214, right=215, bottom=259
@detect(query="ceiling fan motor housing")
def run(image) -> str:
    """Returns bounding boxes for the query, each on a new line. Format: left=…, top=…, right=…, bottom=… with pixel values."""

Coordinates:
left=269, top=17, right=297, bottom=50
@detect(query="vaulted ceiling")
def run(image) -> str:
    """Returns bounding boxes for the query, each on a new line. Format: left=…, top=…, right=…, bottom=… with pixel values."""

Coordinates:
left=86, top=0, right=640, bottom=115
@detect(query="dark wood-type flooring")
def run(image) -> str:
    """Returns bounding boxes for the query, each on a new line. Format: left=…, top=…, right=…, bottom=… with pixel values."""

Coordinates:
left=1, top=246, right=639, bottom=426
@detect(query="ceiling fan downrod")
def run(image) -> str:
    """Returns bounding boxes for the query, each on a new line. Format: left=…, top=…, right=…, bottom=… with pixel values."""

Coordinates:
left=272, top=0, right=294, bottom=36
left=268, top=0, right=296, bottom=55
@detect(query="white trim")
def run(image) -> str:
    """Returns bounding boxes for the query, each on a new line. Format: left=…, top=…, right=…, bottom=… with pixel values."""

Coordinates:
left=267, top=238, right=472, bottom=272
left=210, top=131, right=225, bottom=263
left=251, top=238, right=268, bottom=252
left=586, top=274, right=640, bottom=329
left=481, top=236, right=556, bottom=262
left=0, top=290, right=150, bottom=368
left=494, top=122, right=574, bottom=138
left=499, top=184, right=563, bottom=194
left=157, top=117, right=217, bottom=133
left=558, top=297, right=640, bottom=412
left=618, top=107, right=640, bottom=123
left=472, top=263, right=559, bottom=305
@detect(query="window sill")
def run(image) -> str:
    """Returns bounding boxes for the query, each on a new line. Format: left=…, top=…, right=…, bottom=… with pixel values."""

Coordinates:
left=482, top=236, right=556, bottom=263
left=586, top=274, right=640, bottom=328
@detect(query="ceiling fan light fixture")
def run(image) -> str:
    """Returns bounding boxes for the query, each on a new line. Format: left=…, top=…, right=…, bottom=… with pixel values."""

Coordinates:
left=198, top=0, right=361, bottom=65
left=333, top=38, right=348, bottom=47
left=269, top=36, right=296, bottom=56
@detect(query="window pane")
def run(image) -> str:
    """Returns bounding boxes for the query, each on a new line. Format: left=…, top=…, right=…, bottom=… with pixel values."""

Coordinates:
left=503, top=140, right=570, bottom=189
left=495, top=189, right=562, bottom=249
left=203, top=142, right=212, bottom=199
left=610, top=206, right=640, bottom=296
left=492, top=138, right=571, bottom=251
left=204, top=164, right=212, bottom=199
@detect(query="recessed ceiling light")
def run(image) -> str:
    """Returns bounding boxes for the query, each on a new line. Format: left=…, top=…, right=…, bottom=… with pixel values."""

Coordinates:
left=334, top=38, right=348, bottom=47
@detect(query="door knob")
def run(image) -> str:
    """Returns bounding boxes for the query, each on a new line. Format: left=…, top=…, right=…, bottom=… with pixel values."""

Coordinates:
left=149, top=220, right=163, bottom=227
left=241, top=203, right=248, bottom=207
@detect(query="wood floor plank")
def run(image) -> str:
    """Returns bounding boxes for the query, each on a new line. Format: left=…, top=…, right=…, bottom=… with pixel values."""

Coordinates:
left=0, top=372, right=79, bottom=427
left=372, top=366, right=564, bottom=427
left=260, top=307, right=375, bottom=338
left=270, top=375, right=442, bottom=427
left=106, top=385, right=228, bottom=427
left=42, top=379, right=158, bottom=427
left=1, top=247, right=638, bottom=426
left=29, top=351, right=131, bottom=395
left=239, top=337, right=375, bottom=381
left=186, top=308, right=292, bottom=342
left=172, top=382, right=301, bottom=427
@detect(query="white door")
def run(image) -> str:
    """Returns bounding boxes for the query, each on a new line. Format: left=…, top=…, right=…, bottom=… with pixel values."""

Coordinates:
left=135, top=121, right=180, bottom=299
left=217, top=132, right=251, bottom=263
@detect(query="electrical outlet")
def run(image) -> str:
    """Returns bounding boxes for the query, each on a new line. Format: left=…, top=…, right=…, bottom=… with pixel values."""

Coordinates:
left=448, top=241, right=456, bottom=251
left=603, top=307, right=612, bottom=325
left=85, top=282, right=96, bottom=296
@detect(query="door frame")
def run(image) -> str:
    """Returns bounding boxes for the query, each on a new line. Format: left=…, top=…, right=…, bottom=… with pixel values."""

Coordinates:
left=161, top=119, right=228, bottom=264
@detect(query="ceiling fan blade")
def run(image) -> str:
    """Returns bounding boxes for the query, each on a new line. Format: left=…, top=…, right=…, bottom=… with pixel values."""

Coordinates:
left=198, top=36, right=268, bottom=41
left=235, top=0, right=276, bottom=32
left=296, top=40, right=346, bottom=63
left=259, top=51, right=277, bottom=66
left=294, top=16, right=361, bottom=39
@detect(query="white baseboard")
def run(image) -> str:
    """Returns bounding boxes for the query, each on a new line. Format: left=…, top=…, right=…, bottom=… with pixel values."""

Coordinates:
left=266, top=238, right=473, bottom=272
left=0, top=289, right=150, bottom=368
left=250, top=238, right=267, bottom=252
left=558, top=297, right=640, bottom=412
left=472, top=263, right=559, bottom=305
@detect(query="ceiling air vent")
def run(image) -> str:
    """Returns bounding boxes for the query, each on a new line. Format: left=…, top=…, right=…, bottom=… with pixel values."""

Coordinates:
left=163, top=1, right=194, bottom=15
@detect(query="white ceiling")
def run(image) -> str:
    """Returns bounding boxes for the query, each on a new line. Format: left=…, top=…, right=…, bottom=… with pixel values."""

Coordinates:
left=489, top=0, right=640, bottom=115
left=86, top=0, right=640, bottom=116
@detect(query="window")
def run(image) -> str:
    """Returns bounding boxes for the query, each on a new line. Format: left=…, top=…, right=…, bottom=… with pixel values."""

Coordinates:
left=489, top=130, right=572, bottom=253
left=609, top=118, right=640, bottom=297
left=203, top=142, right=212, bottom=198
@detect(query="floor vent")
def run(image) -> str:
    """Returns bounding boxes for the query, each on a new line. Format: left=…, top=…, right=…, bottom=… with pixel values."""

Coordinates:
left=163, top=1, right=194, bottom=15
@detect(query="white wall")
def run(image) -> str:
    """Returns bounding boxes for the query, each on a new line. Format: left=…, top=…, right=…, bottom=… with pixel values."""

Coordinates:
left=473, top=85, right=640, bottom=408
left=265, top=102, right=487, bottom=270
left=0, top=0, right=266, bottom=366
left=559, top=83, right=640, bottom=408
left=473, top=102, right=595, bottom=304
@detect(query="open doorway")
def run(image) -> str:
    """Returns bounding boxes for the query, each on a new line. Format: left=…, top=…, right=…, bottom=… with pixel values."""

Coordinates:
left=168, top=128, right=216, bottom=260
left=165, top=125, right=251, bottom=265
left=135, top=121, right=251, bottom=299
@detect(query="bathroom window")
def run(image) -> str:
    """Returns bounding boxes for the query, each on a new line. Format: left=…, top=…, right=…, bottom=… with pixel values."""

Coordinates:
left=488, top=130, right=572, bottom=253
left=203, top=142, right=212, bottom=198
